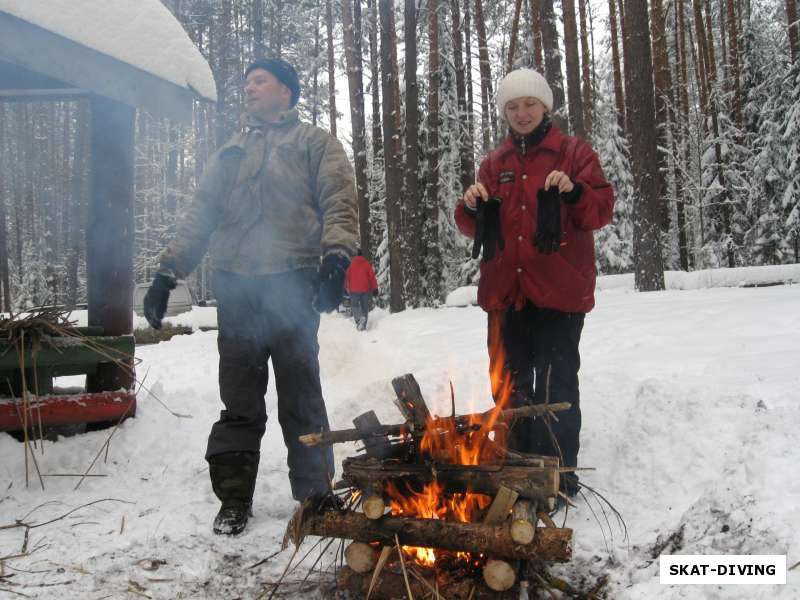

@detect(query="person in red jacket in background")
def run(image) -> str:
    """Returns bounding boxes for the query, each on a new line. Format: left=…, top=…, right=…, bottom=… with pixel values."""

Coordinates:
left=455, top=68, right=614, bottom=501
left=345, top=249, right=379, bottom=331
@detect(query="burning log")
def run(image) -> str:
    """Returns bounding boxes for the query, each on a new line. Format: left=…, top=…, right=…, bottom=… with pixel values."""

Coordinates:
left=483, top=559, right=517, bottom=592
left=293, top=509, right=572, bottom=562
left=392, top=374, right=431, bottom=431
left=298, top=403, right=571, bottom=448
left=510, top=500, right=536, bottom=545
left=342, top=456, right=560, bottom=503
left=339, top=566, right=521, bottom=600
left=344, top=541, right=379, bottom=573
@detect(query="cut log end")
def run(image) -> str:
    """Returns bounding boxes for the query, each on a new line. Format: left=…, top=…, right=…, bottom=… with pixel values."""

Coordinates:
left=510, top=500, right=536, bottom=545
left=362, top=494, right=386, bottom=520
left=483, top=559, right=516, bottom=592
left=344, top=541, right=379, bottom=574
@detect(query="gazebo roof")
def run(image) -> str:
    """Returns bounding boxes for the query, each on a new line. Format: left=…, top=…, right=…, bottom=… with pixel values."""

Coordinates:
left=0, top=0, right=216, bottom=121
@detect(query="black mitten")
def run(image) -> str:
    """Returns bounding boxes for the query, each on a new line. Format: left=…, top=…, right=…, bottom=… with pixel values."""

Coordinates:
left=314, top=254, right=350, bottom=313
left=143, top=272, right=177, bottom=329
left=534, top=187, right=562, bottom=254
left=471, top=197, right=505, bottom=262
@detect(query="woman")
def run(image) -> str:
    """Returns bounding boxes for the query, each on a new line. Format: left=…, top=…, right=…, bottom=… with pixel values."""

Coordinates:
left=455, top=68, right=614, bottom=498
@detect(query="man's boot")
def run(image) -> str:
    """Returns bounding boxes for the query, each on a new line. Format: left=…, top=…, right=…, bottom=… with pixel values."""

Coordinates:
left=208, top=451, right=259, bottom=535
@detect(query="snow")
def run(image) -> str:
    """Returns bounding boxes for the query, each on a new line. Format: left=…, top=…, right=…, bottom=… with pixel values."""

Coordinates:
left=0, top=0, right=217, bottom=102
left=1, top=276, right=799, bottom=598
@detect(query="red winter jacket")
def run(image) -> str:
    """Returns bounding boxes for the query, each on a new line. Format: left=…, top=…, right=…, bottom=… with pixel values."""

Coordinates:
left=455, top=125, right=614, bottom=313
left=345, top=255, right=379, bottom=294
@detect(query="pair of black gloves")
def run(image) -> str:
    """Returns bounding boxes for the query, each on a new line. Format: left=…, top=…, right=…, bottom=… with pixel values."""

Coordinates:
left=143, top=254, right=350, bottom=329
left=471, top=185, right=582, bottom=262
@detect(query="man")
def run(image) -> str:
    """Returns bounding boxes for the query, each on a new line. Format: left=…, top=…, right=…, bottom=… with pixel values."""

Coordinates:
left=143, top=58, right=358, bottom=535
left=344, top=249, right=378, bottom=331
left=456, top=69, right=614, bottom=502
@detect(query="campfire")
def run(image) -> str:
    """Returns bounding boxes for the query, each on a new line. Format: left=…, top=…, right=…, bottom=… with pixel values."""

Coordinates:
left=286, top=374, right=573, bottom=598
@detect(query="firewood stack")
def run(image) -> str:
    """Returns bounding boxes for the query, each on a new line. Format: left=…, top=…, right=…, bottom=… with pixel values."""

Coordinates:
left=288, top=374, right=573, bottom=598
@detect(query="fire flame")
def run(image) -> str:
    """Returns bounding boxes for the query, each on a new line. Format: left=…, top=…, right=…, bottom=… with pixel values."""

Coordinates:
left=385, top=316, right=513, bottom=566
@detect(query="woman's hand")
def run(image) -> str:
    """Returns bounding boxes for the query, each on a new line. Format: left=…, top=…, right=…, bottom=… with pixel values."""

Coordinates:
left=462, top=182, right=490, bottom=210
left=544, top=170, right=574, bottom=194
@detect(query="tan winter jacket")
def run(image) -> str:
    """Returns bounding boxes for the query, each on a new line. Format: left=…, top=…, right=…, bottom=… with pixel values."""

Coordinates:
left=160, top=109, right=358, bottom=278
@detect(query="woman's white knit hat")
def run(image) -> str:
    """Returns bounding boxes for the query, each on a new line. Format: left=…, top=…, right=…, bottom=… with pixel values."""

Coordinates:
left=496, top=68, right=553, bottom=116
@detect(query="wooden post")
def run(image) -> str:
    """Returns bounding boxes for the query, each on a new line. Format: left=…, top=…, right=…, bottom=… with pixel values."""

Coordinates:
left=86, top=94, right=135, bottom=392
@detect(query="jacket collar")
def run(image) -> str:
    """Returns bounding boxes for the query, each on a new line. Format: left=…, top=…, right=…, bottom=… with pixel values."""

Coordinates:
left=496, top=123, right=564, bottom=160
left=242, top=108, right=300, bottom=131
left=220, top=109, right=301, bottom=152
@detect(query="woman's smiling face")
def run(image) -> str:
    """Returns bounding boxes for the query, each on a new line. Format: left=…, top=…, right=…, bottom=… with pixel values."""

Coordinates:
left=505, top=96, right=547, bottom=135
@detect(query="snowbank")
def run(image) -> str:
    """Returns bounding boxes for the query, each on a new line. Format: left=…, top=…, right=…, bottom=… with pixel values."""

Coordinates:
left=1, top=276, right=798, bottom=598
left=448, top=263, right=800, bottom=304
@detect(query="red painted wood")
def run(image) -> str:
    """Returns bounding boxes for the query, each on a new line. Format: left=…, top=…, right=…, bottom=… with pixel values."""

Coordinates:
left=0, top=391, right=136, bottom=431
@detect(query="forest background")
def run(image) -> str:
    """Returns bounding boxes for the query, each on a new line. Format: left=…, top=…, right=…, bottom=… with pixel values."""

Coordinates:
left=0, top=0, right=798, bottom=312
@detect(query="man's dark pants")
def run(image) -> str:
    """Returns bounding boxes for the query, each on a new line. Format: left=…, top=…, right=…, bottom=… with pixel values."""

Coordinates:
left=488, top=301, right=585, bottom=476
left=206, top=268, right=335, bottom=501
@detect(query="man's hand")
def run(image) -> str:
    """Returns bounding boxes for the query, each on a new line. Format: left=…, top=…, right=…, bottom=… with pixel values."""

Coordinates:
left=472, top=197, right=505, bottom=262
left=314, top=254, right=349, bottom=313
left=534, top=187, right=562, bottom=254
left=143, top=272, right=177, bottom=329
left=462, top=182, right=490, bottom=210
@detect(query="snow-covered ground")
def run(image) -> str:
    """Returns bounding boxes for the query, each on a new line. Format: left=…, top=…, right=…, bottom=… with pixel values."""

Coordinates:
left=1, top=280, right=799, bottom=598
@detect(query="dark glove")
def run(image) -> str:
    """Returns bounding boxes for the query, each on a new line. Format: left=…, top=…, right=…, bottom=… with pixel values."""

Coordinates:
left=314, top=254, right=349, bottom=313
left=534, top=187, right=562, bottom=255
left=471, top=197, right=505, bottom=262
left=372, top=289, right=379, bottom=298
left=143, top=272, right=177, bottom=329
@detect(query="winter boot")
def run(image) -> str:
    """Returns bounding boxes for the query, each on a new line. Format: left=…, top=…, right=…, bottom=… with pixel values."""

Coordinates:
left=208, top=451, right=260, bottom=535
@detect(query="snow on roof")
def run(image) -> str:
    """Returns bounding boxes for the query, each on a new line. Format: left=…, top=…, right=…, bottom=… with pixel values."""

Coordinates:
left=0, top=0, right=217, bottom=102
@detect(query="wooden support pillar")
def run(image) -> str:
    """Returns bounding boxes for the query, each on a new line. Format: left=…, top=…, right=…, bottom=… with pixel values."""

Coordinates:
left=86, top=94, right=135, bottom=393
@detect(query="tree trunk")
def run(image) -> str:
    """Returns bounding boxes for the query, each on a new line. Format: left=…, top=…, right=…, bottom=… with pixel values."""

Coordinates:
left=369, top=0, right=383, bottom=160
left=295, top=510, right=573, bottom=562
left=507, top=0, right=524, bottom=73
left=578, top=0, right=593, bottom=138
left=425, top=0, right=443, bottom=303
left=701, top=0, right=735, bottom=267
left=368, top=0, right=384, bottom=256
left=403, top=0, right=421, bottom=304
left=526, top=0, right=544, bottom=71
left=312, top=4, right=322, bottom=127
left=692, top=0, right=710, bottom=119
left=618, top=0, right=633, bottom=136
left=539, top=0, right=567, bottom=130
left=675, top=0, right=691, bottom=270
left=726, top=0, right=741, bottom=125
left=379, top=0, right=406, bottom=312
left=474, top=0, right=497, bottom=149
left=650, top=0, right=672, bottom=232
left=624, top=0, right=665, bottom=291
left=451, top=0, right=476, bottom=192
left=0, top=105, right=9, bottom=311
left=253, top=0, right=265, bottom=58
left=788, top=0, right=800, bottom=63
left=561, top=0, right=585, bottom=137
left=326, top=0, right=338, bottom=136
left=464, top=0, right=476, bottom=156
left=342, top=0, right=372, bottom=259
left=608, top=0, right=626, bottom=132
